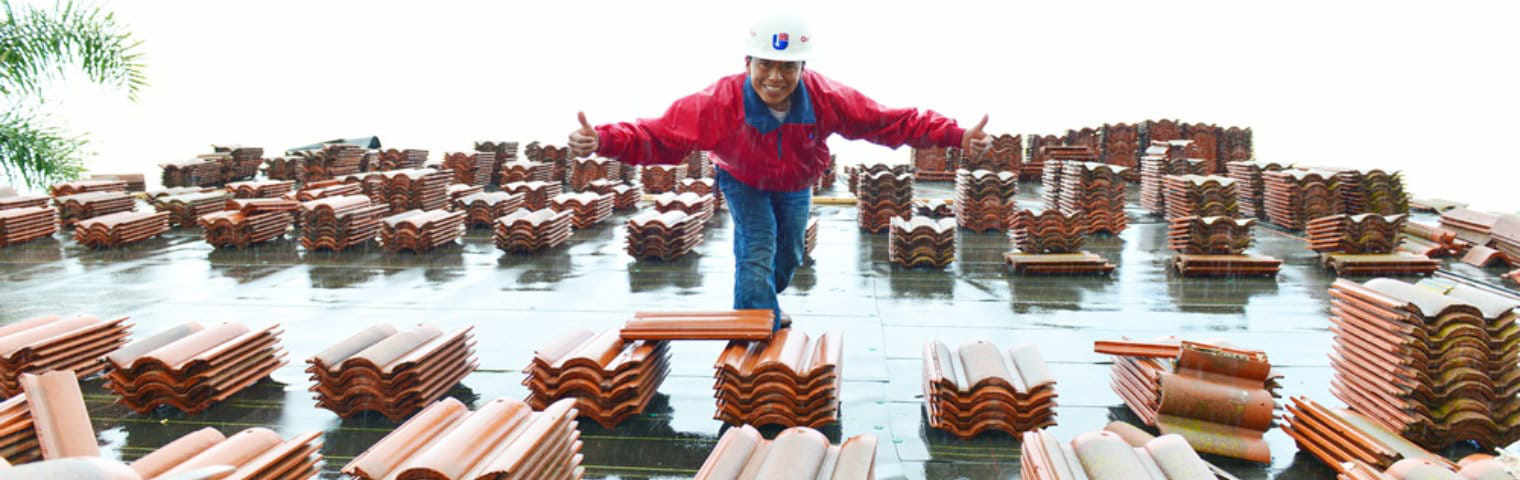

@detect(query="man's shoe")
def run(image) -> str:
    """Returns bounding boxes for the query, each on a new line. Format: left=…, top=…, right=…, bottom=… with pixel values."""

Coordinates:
left=778, top=313, right=793, bottom=329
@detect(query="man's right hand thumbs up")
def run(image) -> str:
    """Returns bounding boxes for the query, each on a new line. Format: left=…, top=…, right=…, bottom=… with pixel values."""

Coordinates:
left=569, top=111, right=599, bottom=158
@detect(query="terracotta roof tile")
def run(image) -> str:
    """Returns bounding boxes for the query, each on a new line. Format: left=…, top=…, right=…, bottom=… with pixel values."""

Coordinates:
left=621, top=310, right=775, bottom=341
left=1045, top=161, right=1127, bottom=235
left=1008, top=209, right=1087, bottom=254
left=49, top=180, right=127, bottom=197
left=525, top=329, right=667, bottom=428
left=1021, top=428, right=1215, bottom=480
left=855, top=168, right=913, bottom=233
left=307, top=324, right=476, bottom=421
left=342, top=397, right=584, bottom=480
left=889, top=216, right=956, bottom=268
left=501, top=181, right=563, bottom=211
left=379, top=209, right=466, bottom=253
left=922, top=340, right=1057, bottom=438
left=952, top=169, right=1017, bottom=232
left=549, top=192, right=614, bottom=229
left=73, top=210, right=171, bottom=248
left=640, top=164, right=688, bottom=194
left=104, top=322, right=286, bottom=414
left=692, top=425, right=876, bottom=480
left=0, top=194, right=50, bottom=212
left=0, top=314, right=130, bottom=396
left=1322, top=253, right=1439, bottom=276
left=1004, top=251, right=1115, bottom=275
left=625, top=210, right=705, bottom=261
left=18, top=371, right=96, bottom=460
left=713, top=329, right=841, bottom=428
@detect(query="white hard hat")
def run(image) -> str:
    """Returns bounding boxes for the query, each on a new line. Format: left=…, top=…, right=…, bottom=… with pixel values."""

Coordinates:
left=747, top=13, right=812, bottom=62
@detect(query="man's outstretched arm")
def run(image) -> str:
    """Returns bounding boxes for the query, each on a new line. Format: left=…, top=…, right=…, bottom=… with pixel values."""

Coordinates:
left=818, top=78, right=990, bottom=155
left=568, top=84, right=727, bottom=165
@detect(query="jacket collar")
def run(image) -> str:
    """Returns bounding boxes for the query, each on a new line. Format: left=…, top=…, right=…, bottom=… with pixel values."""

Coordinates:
left=743, top=74, right=815, bottom=134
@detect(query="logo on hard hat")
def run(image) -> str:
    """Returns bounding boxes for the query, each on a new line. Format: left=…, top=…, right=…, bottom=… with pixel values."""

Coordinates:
left=772, top=33, right=789, bottom=50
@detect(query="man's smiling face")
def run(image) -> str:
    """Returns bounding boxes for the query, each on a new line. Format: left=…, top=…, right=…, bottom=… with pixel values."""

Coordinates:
left=748, top=57, right=802, bottom=110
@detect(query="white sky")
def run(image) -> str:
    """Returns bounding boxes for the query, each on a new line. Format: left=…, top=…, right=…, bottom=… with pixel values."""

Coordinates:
left=17, top=0, right=1520, bottom=212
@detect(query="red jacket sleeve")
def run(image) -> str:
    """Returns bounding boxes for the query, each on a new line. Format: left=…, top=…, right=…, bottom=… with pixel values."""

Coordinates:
left=814, top=75, right=966, bottom=150
left=594, top=81, right=729, bottom=166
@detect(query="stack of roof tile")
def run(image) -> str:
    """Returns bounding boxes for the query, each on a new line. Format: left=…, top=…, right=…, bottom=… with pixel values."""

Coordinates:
left=212, top=145, right=264, bottom=181
left=376, top=148, right=428, bottom=171
left=49, top=179, right=127, bottom=197
left=1399, top=221, right=1465, bottom=258
left=1168, top=216, right=1281, bottom=276
left=381, top=168, right=452, bottom=213
left=127, top=426, right=324, bottom=480
left=226, top=180, right=294, bottom=199
left=500, top=159, right=554, bottom=184
left=263, top=156, right=306, bottom=181
left=1227, top=160, right=1290, bottom=220
left=525, top=329, right=669, bottom=428
left=1489, top=214, right=1520, bottom=264
left=922, top=340, right=1056, bottom=439
left=1055, top=162, right=1128, bottom=234
left=954, top=169, right=1017, bottom=232
left=307, top=323, right=476, bottom=421
left=441, top=151, right=494, bottom=187
left=155, top=190, right=230, bottom=227
left=1438, top=208, right=1498, bottom=246
left=1347, top=169, right=1410, bottom=216
left=475, top=141, right=518, bottom=184
left=445, top=184, right=483, bottom=206
left=53, top=191, right=134, bottom=227
left=1094, top=338, right=1279, bottom=462
left=299, top=195, right=386, bottom=251
left=550, top=192, right=614, bottom=229
left=294, top=144, right=364, bottom=181
left=379, top=209, right=466, bottom=253
left=806, top=216, right=819, bottom=258
left=610, top=184, right=641, bottom=212
left=1008, top=209, right=1086, bottom=254
left=87, top=173, right=146, bottom=192
left=693, top=425, right=877, bottom=480
left=0, top=314, right=130, bottom=396
left=568, top=157, right=616, bottom=192
left=1281, top=396, right=1456, bottom=476
left=640, top=164, right=687, bottom=194
left=0, top=207, right=58, bottom=247
left=341, top=397, right=585, bottom=480
left=197, top=199, right=297, bottom=248
left=856, top=171, right=913, bottom=233
left=978, top=133, right=1023, bottom=173
left=714, top=329, right=841, bottom=428
left=1021, top=429, right=1216, bottom=480
left=625, top=210, right=704, bottom=261
left=652, top=192, right=716, bottom=224
left=104, top=321, right=286, bottom=414
left=0, top=370, right=100, bottom=465
left=1308, top=214, right=1407, bottom=254
left=1023, top=135, right=1066, bottom=179
left=73, top=210, right=170, bottom=248
left=493, top=208, right=574, bottom=253
left=293, top=181, right=360, bottom=202
left=911, top=146, right=955, bottom=181
left=160, top=158, right=224, bottom=187
left=1323, top=252, right=1440, bottom=276
left=1264, top=169, right=1345, bottom=230
left=454, top=191, right=525, bottom=228
left=1041, top=160, right=1065, bottom=209
left=540, top=144, right=573, bottom=183
left=684, top=150, right=714, bottom=179
left=1099, top=124, right=1139, bottom=174
left=889, top=216, right=956, bottom=268
left=915, top=198, right=955, bottom=218
left=1329, top=278, right=1520, bottom=449
left=0, top=192, right=49, bottom=211
left=845, top=162, right=913, bottom=196
left=1162, top=175, right=1238, bottom=219
left=679, top=177, right=723, bottom=209
left=1181, top=122, right=1222, bottom=173
left=503, top=180, right=564, bottom=211
left=1139, top=156, right=1206, bottom=214
left=620, top=310, right=775, bottom=340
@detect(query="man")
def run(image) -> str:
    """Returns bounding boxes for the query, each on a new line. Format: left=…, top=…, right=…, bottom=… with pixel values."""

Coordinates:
left=569, top=13, right=991, bottom=330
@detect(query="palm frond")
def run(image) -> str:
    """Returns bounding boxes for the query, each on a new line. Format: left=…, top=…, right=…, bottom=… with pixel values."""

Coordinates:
left=0, top=108, right=86, bottom=189
left=0, top=0, right=148, bottom=100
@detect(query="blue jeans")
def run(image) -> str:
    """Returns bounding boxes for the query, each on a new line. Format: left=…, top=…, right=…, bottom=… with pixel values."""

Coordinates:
left=716, top=167, right=811, bottom=331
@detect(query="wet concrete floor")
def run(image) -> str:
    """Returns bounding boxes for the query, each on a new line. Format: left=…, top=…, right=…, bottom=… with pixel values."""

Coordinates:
left=0, top=180, right=1515, bottom=479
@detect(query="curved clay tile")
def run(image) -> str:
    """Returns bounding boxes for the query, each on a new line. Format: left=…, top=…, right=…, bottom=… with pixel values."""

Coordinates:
left=343, top=398, right=468, bottom=479
left=156, top=427, right=282, bottom=479
left=129, top=427, right=225, bottom=479
left=750, top=427, right=830, bottom=478
left=19, top=371, right=98, bottom=460
left=394, top=398, right=532, bottom=479
left=1071, top=430, right=1149, bottom=479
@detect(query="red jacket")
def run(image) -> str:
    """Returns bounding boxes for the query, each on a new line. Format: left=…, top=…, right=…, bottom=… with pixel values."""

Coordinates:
left=594, top=70, right=967, bottom=192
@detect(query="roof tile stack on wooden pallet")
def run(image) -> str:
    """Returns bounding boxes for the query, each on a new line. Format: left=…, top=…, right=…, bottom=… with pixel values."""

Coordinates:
left=1008, top=210, right=1088, bottom=254
left=923, top=340, right=1056, bottom=439
left=714, top=329, right=842, bottom=428
left=1226, top=160, right=1289, bottom=220
left=226, top=180, right=294, bottom=199
left=652, top=192, right=716, bottom=225
left=341, top=397, right=585, bottom=480
left=129, top=426, right=324, bottom=480
left=376, top=148, right=428, bottom=171
left=53, top=191, right=134, bottom=227
left=104, top=322, right=287, bottom=414
left=1329, top=278, right=1520, bottom=449
left=526, top=329, right=669, bottom=429
left=1280, top=395, right=1457, bottom=477
left=308, top=323, right=476, bottom=421
left=1094, top=338, right=1280, bottom=463
left=0, top=314, right=130, bottom=396
left=493, top=208, right=574, bottom=253
left=381, top=168, right=452, bottom=213
left=911, top=146, right=954, bottom=181
left=1020, top=428, right=1216, bottom=480
left=889, top=216, right=955, bottom=269
left=549, top=192, right=614, bottom=229
left=197, top=199, right=297, bottom=248
left=856, top=171, right=913, bottom=233
left=625, top=210, right=704, bottom=261
left=502, top=180, right=564, bottom=211
left=954, top=169, right=1017, bottom=232
left=500, top=159, right=554, bottom=184
left=155, top=190, right=229, bottom=227
left=299, top=195, right=386, bottom=251
left=1055, top=162, right=1128, bottom=234
left=1308, top=214, right=1407, bottom=254
left=49, top=179, right=126, bottom=197
left=1162, top=175, right=1238, bottom=219
left=0, top=206, right=58, bottom=247
left=73, top=210, right=170, bottom=248
left=1139, top=154, right=1206, bottom=215
left=1263, top=169, right=1345, bottom=230
left=0, top=370, right=100, bottom=465
left=640, top=164, right=687, bottom=194
left=379, top=209, right=466, bottom=253
left=454, top=191, right=524, bottom=229
left=1168, top=216, right=1281, bottom=276
left=693, top=425, right=876, bottom=480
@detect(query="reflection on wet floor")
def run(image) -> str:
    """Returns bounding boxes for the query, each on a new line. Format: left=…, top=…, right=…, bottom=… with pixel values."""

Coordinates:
left=1, top=181, right=1515, bottom=479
